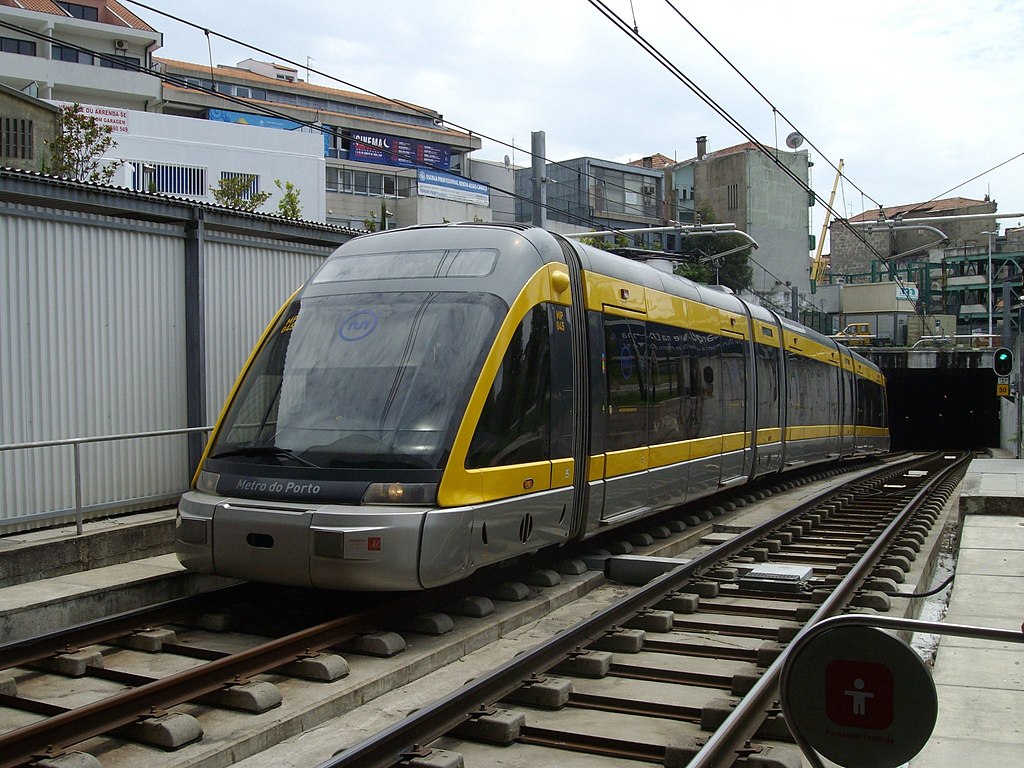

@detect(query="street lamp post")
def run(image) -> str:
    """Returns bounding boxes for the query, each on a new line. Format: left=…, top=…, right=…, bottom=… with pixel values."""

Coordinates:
left=982, top=230, right=998, bottom=343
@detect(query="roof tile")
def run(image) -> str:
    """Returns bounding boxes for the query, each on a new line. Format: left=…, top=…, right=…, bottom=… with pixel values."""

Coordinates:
left=848, top=197, right=992, bottom=222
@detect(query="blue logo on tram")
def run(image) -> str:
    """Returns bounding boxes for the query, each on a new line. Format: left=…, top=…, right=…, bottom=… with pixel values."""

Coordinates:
left=620, top=345, right=634, bottom=380
left=339, top=310, right=378, bottom=341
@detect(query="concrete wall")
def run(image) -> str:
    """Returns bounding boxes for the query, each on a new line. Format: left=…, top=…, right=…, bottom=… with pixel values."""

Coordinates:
left=0, top=87, right=58, bottom=172
left=831, top=201, right=998, bottom=277
left=689, top=145, right=811, bottom=296
left=747, top=149, right=811, bottom=295
left=467, top=157, right=518, bottom=223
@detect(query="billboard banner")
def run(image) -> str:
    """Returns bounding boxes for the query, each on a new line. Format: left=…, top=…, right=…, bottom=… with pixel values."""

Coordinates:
left=208, top=109, right=330, bottom=153
left=351, top=130, right=450, bottom=170
left=53, top=102, right=129, bottom=133
left=417, top=169, right=489, bottom=206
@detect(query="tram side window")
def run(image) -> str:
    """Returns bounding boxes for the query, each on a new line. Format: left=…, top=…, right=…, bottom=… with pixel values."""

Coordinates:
left=857, top=379, right=885, bottom=428
left=755, top=343, right=780, bottom=430
left=466, top=305, right=552, bottom=468
left=786, top=352, right=809, bottom=426
left=810, top=358, right=837, bottom=428
left=604, top=316, right=649, bottom=452
left=720, top=336, right=746, bottom=435
left=844, top=371, right=856, bottom=426
left=648, top=323, right=686, bottom=444
left=791, top=354, right=838, bottom=428
left=684, top=332, right=720, bottom=440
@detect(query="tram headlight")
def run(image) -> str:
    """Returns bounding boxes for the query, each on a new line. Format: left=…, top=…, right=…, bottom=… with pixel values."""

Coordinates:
left=361, top=482, right=438, bottom=506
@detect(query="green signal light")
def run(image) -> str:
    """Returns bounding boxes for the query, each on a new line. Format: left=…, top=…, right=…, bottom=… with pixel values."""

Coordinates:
left=993, top=347, right=1014, bottom=377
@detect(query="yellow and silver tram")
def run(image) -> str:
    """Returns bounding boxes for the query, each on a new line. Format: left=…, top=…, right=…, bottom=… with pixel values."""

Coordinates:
left=176, top=224, right=888, bottom=590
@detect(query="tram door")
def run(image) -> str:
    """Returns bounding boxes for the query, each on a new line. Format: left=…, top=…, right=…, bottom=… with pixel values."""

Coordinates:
left=600, top=314, right=650, bottom=520
left=718, top=330, right=750, bottom=486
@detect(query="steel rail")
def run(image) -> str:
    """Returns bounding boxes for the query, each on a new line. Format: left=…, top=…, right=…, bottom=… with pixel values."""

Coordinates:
left=0, top=583, right=260, bottom=671
left=780, top=613, right=1024, bottom=768
left=688, top=451, right=969, bottom=768
left=0, top=589, right=431, bottom=768
left=317, top=453, right=933, bottom=768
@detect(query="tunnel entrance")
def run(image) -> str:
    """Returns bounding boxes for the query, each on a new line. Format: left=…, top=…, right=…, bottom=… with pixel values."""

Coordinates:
left=884, top=367, right=1000, bottom=451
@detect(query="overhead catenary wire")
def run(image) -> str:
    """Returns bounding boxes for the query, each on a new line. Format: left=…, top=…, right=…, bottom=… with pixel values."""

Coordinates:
left=119, top=0, right=837, bottom=306
left=660, top=0, right=1024, bottom=277
left=586, top=0, right=932, bottom=320
left=0, top=19, right=636, bottom=235
left=106, top=0, right=840, bottom=287
left=898, top=150, right=1024, bottom=220
left=119, top=0, right=673, bottom=226
left=660, top=0, right=882, bottom=209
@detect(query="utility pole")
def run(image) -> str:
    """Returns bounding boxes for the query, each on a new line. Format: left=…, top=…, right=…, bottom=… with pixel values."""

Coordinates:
left=531, top=131, right=546, bottom=228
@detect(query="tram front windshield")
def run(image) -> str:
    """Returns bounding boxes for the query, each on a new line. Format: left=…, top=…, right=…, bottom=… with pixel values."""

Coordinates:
left=208, top=291, right=503, bottom=471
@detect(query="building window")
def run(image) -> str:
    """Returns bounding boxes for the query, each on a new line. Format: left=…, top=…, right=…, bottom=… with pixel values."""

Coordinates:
left=52, top=44, right=93, bottom=65
left=99, top=55, right=141, bottom=71
left=0, top=36, right=36, bottom=56
left=129, top=161, right=207, bottom=196
left=1, top=118, right=33, bottom=160
left=326, top=166, right=398, bottom=198
left=220, top=171, right=261, bottom=201
left=727, top=183, right=739, bottom=210
left=55, top=2, right=100, bottom=21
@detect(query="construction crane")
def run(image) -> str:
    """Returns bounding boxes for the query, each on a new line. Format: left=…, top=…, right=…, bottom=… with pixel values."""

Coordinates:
left=810, top=158, right=843, bottom=290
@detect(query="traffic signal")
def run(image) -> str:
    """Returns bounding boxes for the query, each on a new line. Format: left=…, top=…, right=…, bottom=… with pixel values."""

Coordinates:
left=993, top=347, right=1014, bottom=377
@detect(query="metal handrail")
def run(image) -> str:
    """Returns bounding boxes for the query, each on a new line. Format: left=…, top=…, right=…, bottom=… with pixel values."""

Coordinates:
left=0, top=426, right=213, bottom=535
left=911, top=333, right=1000, bottom=348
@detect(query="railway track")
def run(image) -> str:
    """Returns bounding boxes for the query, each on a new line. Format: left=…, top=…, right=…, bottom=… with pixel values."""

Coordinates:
left=0, top=453, right=964, bottom=768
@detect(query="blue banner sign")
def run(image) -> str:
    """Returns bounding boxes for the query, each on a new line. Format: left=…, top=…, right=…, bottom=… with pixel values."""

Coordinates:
left=351, top=130, right=451, bottom=170
left=208, top=109, right=330, bottom=153
left=417, top=169, right=489, bottom=206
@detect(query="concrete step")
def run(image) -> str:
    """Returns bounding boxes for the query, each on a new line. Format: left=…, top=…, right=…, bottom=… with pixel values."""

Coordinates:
left=0, top=508, right=235, bottom=643
left=0, top=508, right=178, bottom=588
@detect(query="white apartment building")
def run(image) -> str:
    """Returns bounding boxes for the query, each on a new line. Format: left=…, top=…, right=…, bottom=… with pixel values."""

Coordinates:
left=0, top=0, right=486, bottom=228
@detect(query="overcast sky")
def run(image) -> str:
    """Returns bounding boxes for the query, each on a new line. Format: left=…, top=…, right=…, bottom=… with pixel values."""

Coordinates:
left=129, top=0, right=1024, bottom=233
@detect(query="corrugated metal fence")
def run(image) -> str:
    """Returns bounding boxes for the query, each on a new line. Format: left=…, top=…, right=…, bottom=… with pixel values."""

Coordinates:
left=0, top=170, right=356, bottom=532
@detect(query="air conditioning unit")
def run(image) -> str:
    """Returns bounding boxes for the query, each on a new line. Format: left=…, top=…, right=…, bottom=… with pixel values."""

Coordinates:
left=114, top=39, right=128, bottom=51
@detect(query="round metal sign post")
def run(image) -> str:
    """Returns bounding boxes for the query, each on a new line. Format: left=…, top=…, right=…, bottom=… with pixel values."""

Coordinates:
left=781, top=622, right=937, bottom=768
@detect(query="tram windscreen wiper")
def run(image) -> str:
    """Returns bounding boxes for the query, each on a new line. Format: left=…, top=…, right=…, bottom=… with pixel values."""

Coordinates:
left=209, top=446, right=321, bottom=468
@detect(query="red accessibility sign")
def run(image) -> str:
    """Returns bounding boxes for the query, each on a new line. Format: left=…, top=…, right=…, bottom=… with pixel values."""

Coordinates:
left=825, top=659, right=894, bottom=729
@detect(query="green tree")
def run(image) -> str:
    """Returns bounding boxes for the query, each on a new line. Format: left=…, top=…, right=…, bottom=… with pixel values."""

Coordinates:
left=42, top=103, right=122, bottom=184
left=579, top=233, right=630, bottom=251
left=681, top=204, right=753, bottom=291
left=674, top=261, right=713, bottom=283
left=211, top=174, right=271, bottom=212
left=274, top=179, right=302, bottom=219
